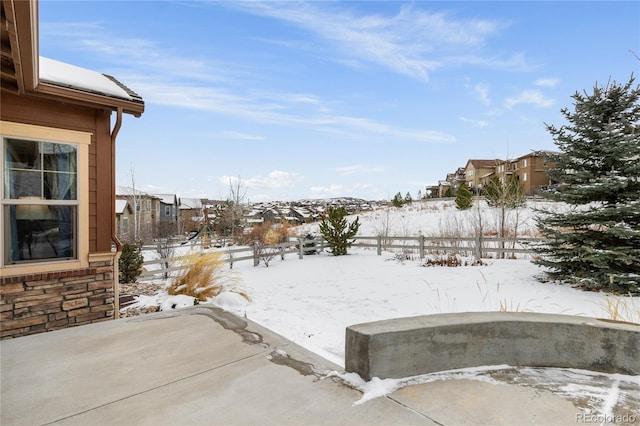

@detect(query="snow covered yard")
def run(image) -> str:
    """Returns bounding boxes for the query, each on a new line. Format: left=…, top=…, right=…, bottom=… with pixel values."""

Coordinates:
left=129, top=248, right=640, bottom=418
left=228, top=249, right=636, bottom=367
left=126, top=200, right=639, bottom=417
left=131, top=199, right=638, bottom=368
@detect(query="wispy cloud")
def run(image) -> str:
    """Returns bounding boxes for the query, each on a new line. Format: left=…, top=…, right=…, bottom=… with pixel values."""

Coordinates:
left=221, top=171, right=302, bottom=189
left=226, top=2, right=524, bottom=81
left=474, top=83, right=491, bottom=106
left=336, top=165, right=387, bottom=175
left=459, top=117, right=489, bottom=127
left=43, top=21, right=454, bottom=144
left=219, top=131, right=265, bottom=141
left=309, top=183, right=346, bottom=198
left=505, top=90, right=555, bottom=109
left=535, top=78, right=560, bottom=87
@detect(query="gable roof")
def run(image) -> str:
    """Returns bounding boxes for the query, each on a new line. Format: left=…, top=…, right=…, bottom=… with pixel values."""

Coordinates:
left=465, top=159, right=499, bottom=169
left=115, top=199, right=132, bottom=215
left=179, top=198, right=203, bottom=210
left=154, top=194, right=178, bottom=205
left=1, top=0, right=144, bottom=116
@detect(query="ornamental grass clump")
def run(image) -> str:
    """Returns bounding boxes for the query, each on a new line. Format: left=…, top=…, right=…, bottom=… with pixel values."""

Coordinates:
left=168, top=251, right=247, bottom=302
left=598, top=294, right=640, bottom=324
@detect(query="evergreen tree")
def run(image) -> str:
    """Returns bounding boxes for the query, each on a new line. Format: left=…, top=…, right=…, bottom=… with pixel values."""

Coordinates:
left=319, top=206, right=360, bottom=256
left=392, top=192, right=404, bottom=207
left=119, top=243, right=144, bottom=283
left=455, top=184, right=473, bottom=210
left=404, top=192, right=413, bottom=204
left=533, top=75, right=640, bottom=293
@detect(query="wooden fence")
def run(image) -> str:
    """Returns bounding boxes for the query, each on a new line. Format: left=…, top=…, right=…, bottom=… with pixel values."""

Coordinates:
left=138, top=235, right=541, bottom=280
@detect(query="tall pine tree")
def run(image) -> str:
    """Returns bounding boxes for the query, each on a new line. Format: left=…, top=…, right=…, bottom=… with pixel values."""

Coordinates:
left=533, top=76, right=640, bottom=293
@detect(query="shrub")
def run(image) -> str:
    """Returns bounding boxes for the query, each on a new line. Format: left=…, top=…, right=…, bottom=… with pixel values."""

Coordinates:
left=167, top=252, right=247, bottom=302
left=119, top=243, right=143, bottom=283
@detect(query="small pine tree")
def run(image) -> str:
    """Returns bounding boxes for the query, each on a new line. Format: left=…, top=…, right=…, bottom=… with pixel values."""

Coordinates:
left=392, top=192, right=404, bottom=207
left=319, top=206, right=360, bottom=256
left=455, top=184, right=473, bottom=210
left=119, top=243, right=143, bottom=283
left=534, top=75, right=640, bottom=293
left=404, top=192, right=413, bottom=204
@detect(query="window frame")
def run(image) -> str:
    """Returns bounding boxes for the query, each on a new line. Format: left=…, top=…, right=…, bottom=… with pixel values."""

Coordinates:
left=0, top=121, right=90, bottom=276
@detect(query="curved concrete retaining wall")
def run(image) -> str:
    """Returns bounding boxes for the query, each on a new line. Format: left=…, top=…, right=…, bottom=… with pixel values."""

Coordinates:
left=345, top=312, right=640, bottom=380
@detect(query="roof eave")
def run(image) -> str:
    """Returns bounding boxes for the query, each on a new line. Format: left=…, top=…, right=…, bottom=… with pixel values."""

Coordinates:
left=3, top=0, right=38, bottom=93
left=35, top=82, right=145, bottom=117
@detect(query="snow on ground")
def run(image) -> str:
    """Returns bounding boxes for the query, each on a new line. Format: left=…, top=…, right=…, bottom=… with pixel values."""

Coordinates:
left=128, top=200, right=639, bottom=413
left=230, top=249, right=635, bottom=367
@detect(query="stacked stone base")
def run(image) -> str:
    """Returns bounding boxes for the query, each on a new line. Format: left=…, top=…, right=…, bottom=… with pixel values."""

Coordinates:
left=1, top=258, right=115, bottom=339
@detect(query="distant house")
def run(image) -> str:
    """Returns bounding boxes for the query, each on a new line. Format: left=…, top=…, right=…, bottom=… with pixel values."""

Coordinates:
left=432, top=167, right=466, bottom=198
left=289, top=207, right=313, bottom=224
left=179, top=198, right=204, bottom=233
left=116, top=188, right=159, bottom=242
left=115, top=199, right=134, bottom=242
left=1, top=0, right=144, bottom=338
left=512, top=151, right=558, bottom=195
left=464, top=159, right=498, bottom=193
left=154, top=193, right=179, bottom=236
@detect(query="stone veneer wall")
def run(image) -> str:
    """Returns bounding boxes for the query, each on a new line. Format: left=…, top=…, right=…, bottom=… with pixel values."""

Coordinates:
left=0, top=259, right=115, bottom=339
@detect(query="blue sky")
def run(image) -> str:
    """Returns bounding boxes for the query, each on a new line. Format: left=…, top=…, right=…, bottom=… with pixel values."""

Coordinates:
left=39, top=1, right=639, bottom=202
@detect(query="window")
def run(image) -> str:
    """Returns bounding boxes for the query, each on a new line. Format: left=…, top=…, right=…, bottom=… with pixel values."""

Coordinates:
left=165, top=205, right=171, bottom=216
left=522, top=159, right=528, bottom=167
left=3, top=137, right=77, bottom=263
left=2, top=121, right=89, bottom=271
left=522, top=173, right=528, bottom=182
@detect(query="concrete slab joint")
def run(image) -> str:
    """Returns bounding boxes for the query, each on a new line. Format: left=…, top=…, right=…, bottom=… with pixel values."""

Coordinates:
left=345, top=312, right=640, bottom=380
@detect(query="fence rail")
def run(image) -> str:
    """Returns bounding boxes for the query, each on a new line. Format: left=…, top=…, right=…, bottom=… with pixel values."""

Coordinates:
left=138, top=235, right=542, bottom=280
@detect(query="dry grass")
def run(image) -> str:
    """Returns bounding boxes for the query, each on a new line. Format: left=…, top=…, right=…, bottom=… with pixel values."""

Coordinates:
left=168, top=252, right=248, bottom=302
left=598, top=294, right=640, bottom=324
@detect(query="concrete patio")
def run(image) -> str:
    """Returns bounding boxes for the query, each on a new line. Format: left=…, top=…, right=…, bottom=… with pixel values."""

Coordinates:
left=0, top=307, right=627, bottom=425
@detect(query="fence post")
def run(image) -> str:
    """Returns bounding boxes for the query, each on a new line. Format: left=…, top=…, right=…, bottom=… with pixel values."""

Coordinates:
left=377, top=235, right=382, bottom=256
left=298, top=238, right=304, bottom=259
left=253, top=244, right=260, bottom=267
left=474, top=235, right=482, bottom=261
left=419, top=234, right=425, bottom=260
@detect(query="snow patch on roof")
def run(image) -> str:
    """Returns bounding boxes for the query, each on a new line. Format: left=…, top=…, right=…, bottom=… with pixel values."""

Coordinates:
left=39, top=56, right=134, bottom=100
left=115, top=199, right=129, bottom=214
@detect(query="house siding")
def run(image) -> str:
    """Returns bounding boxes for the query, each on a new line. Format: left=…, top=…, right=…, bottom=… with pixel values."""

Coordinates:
left=1, top=84, right=119, bottom=339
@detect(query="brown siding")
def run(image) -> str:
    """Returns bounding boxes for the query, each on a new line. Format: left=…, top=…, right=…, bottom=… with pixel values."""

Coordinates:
left=1, top=93, right=115, bottom=254
left=94, top=110, right=114, bottom=252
